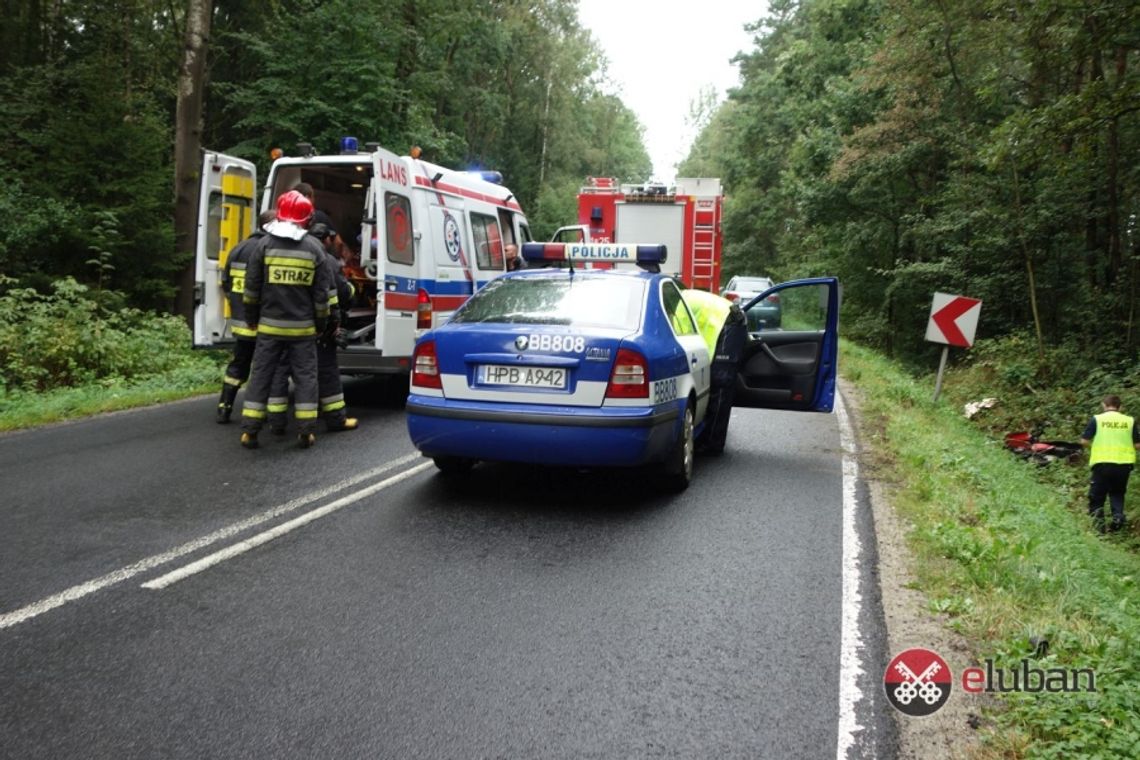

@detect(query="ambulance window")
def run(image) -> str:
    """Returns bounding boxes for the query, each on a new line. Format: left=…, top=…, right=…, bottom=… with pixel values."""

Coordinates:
left=385, top=192, right=413, bottom=265
left=497, top=210, right=516, bottom=246
left=518, top=224, right=532, bottom=242
left=470, top=212, right=504, bottom=270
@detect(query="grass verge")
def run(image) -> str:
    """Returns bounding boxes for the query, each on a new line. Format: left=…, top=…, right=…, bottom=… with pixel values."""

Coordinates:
left=842, top=340, right=1140, bottom=759
left=0, top=355, right=224, bottom=432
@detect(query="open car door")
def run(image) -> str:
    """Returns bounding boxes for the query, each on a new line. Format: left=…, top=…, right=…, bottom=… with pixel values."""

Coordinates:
left=193, top=152, right=257, bottom=347
left=733, top=277, right=840, bottom=412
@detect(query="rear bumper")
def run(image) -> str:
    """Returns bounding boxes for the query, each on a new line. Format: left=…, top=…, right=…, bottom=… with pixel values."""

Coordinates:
left=336, top=347, right=409, bottom=375
left=406, top=396, right=680, bottom=467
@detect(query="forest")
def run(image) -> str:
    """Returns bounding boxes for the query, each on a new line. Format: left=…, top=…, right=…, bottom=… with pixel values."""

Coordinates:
left=1, top=0, right=1139, bottom=374
left=0, top=0, right=650, bottom=316
left=684, top=0, right=1140, bottom=367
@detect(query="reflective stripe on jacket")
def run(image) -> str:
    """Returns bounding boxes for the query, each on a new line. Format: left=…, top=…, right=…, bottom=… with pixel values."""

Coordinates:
left=222, top=231, right=266, bottom=340
left=1089, top=411, right=1137, bottom=466
left=243, top=234, right=331, bottom=341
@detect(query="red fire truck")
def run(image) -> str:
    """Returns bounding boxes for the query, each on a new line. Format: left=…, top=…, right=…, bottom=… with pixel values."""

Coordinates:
left=550, top=177, right=723, bottom=291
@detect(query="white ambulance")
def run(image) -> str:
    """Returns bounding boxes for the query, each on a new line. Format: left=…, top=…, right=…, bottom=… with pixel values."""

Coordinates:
left=193, top=139, right=532, bottom=374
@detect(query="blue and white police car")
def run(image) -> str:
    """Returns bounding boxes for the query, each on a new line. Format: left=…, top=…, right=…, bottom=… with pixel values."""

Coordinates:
left=406, top=243, right=840, bottom=491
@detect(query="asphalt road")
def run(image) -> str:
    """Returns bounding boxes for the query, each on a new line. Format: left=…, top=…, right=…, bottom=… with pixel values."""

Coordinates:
left=0, top=378, right=894, bottom=759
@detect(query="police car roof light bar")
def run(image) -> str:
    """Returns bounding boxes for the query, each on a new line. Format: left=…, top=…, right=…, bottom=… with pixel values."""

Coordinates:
left=521, top=243, right=667, bottom=270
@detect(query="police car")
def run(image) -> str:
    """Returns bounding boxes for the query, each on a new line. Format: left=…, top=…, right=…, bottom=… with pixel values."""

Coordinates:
left=406, top=243, right=840, bottom=491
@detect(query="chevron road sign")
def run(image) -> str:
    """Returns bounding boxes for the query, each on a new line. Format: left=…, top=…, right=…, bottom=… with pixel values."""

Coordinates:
left=925, top=292, right=982, bottom=348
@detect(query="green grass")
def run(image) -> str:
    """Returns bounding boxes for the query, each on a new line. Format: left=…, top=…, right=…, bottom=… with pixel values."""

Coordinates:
left=842, top=340, right=1140, bottom=759
left=0, top=354, right=224, bottom=431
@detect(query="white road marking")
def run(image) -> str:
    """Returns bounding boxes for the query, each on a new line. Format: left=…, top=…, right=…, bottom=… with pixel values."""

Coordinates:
left=142, top=461, right=434, bottom=590
left=835, top=392, right=868, bottom=759
left=0, top=454, right=425, bottom=630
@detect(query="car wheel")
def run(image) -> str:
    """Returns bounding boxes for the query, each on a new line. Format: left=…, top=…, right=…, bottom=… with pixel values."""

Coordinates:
left=660, top=402, right=694, bottom=493
left=433, top=456, right=475, bottom=476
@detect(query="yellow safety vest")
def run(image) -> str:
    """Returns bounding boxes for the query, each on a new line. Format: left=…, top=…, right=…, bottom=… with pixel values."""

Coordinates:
left=1089, top=411, right=1137, bottom=466
left=680, top=289, right=732, bottom=358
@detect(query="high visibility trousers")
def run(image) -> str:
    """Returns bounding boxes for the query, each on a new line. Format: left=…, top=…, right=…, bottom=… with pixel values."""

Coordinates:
left=316, top=341, right=349, bottom=428
left=241, top=337, right=319, bottom=435
left=223, top=338, right=257, bottom=386
left=266, top=340, right=348, bottom=431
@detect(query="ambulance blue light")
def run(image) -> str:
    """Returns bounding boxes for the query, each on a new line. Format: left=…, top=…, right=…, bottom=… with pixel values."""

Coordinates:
left=521, top=243, right=667, bottom=265
left=468, top=170, right=503, bottom=184
left=340, top=136, right=359, bottom=154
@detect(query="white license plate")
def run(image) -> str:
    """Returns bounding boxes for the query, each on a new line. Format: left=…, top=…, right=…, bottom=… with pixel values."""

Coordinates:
left=479, top=364, right=567, bottom=389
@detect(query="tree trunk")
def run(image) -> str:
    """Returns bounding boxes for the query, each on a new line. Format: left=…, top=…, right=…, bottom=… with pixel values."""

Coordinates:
left=172, top=0, right=213, bottom=323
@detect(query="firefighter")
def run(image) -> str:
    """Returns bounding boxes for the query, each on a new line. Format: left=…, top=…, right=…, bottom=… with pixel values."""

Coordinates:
left=1079, top=394, right=1140, bottom=532
left=265, top=222, right=359, bottom=434
left=239, top=190, right=332, bottom=450
left=215, top=209, right=277, bottom=424
left=679, top=285, right=748, bottom=455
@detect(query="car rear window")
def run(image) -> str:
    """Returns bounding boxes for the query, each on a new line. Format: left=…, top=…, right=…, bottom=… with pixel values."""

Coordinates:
left=452, top=275, right=645, bottom=330
left=737, top=277, right=773, bottom=291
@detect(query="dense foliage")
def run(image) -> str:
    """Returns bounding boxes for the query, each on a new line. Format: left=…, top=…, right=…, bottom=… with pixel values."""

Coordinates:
left=0, top=0, right=651, bottom=311
left=0, top=277, right=218, bottom=393
left=682, top=0, right=1140, bottom=365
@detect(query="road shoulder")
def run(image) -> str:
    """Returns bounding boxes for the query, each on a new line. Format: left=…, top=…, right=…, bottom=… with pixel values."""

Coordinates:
left=839, top=377, right=984, bottom=759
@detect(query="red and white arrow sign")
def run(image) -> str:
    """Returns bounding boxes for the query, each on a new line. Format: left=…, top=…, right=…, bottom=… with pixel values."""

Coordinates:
left=925, top=293, right=982, bottom=348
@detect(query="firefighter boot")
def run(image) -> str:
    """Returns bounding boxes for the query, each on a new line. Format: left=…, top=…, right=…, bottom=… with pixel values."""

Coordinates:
left=298, top=432, right=316, bottom=449
left=240, top=432, right=259, bottom=450
left=328, top=417, right=359, bottom=432
left=216, top=383, right=240, bottom=424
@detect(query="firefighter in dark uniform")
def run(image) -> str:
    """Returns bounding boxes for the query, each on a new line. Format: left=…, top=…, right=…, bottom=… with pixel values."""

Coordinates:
left=1080, top=394, right=1140, bottom=532
left=215, top=210, right=277, bottom=424
left=265, top=222, right=359, bottom=433
left=680, top=286, right=748, bottom=455
left=239, top=190, right=332, bottom=449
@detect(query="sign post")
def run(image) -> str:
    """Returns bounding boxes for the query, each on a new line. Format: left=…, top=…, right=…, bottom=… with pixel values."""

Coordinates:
left=925, top=292, right=982, bottom=402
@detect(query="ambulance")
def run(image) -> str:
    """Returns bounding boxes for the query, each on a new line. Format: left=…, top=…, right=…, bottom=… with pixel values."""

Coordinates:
left=193, top=138, right=532, bottom=375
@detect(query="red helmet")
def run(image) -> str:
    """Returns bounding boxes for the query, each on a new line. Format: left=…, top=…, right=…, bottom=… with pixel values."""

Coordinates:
left=275, top=190, right=313, bottom=226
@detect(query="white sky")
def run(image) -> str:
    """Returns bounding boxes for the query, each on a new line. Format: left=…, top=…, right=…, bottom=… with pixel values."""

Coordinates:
left=576, top=0, right=766, bottom=182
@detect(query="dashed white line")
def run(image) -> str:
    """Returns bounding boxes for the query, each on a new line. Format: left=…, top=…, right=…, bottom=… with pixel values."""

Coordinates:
left=142, top=461, right=433, bottom=589
left=835, top=392, right=868, bottom=759
left=0, top=453, right=426, bottom=630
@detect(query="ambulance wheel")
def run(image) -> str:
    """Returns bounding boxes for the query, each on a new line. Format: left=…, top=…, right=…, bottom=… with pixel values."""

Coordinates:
left=433, top=456, right=474, bottom=477
left=660, top=402, right=694, bottom=493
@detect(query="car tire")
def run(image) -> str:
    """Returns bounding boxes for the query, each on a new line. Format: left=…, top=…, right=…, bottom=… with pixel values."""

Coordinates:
left=433, top=456, right=475, bottom=476
left=660, top=402, right=694, bottom=493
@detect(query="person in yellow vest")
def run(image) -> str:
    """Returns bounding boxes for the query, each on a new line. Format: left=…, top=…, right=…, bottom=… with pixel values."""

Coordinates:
left=1080, top=394, right=1140, bottom=533
left=679, top=284, right=749, bottom=455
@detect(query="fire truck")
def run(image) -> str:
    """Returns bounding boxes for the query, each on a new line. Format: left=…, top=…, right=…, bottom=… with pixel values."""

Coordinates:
left=193, top=139, right=531, bottom=375
left=550, top=177, right=723, bottom=291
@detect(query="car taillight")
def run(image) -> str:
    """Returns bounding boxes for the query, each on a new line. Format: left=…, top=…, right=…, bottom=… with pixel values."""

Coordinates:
left=724, top=292, right=739, bottom=302
left=411, top=340, right=442, bottom=389
left=605, top=347, right=649, bottom=399
left=416, top=288, right=432, bottom=330
left=766, top=293, right=780, bottom=304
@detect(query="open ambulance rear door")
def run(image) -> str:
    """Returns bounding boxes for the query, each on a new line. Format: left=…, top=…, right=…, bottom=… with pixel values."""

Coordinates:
left=193, top=152, right=257, bottom=347
left=367, top=148, right=418, bottom=362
